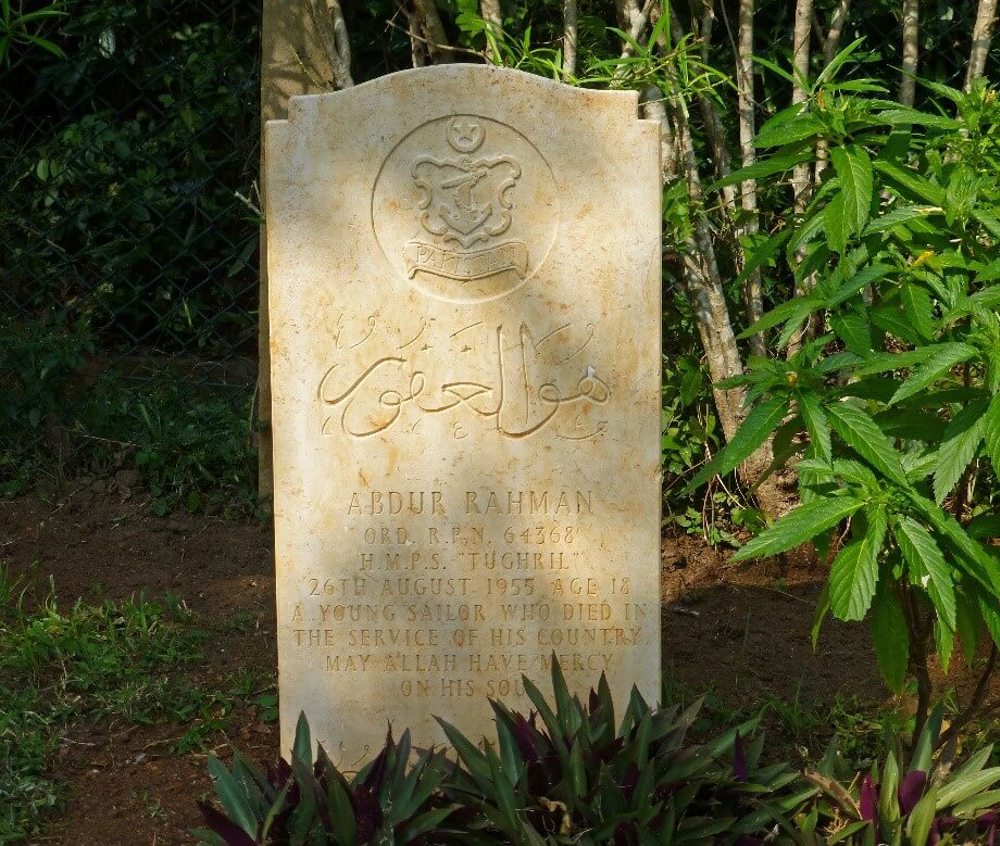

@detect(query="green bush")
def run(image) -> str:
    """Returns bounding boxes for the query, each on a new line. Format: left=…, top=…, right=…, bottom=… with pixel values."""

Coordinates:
left=197, top=661, right=803, bottom=845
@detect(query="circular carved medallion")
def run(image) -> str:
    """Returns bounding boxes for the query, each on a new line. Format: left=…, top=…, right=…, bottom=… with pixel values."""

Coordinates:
left=372, top=115, right=558, bottom=303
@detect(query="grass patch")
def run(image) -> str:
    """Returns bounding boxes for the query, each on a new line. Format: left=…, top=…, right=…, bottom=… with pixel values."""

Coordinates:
left=0, top=566, right=262, bottom=843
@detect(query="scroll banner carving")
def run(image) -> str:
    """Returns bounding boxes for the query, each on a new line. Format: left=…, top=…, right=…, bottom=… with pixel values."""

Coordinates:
left=403, top=240, right=528, bottom=281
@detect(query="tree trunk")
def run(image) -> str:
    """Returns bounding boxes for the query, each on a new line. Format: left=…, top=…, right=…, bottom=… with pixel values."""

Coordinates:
left=643, top=92, right=745, bottom=443
left=480, top=0, right=503, bottom=63
left=563, top=0, right=578, bottom=78
left=787, top=0, right=815, bottom=358
left=736, top=0, right=766, bottom=358
left=413, top=0, right=455, bottom=63
left=965, top=0, right=998, bottom=90
left=900, top=0, right=919, bottom=106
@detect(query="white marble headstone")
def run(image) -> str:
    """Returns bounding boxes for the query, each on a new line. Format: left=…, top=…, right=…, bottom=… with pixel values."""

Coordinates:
left=266, top=65, right=661, bottom=763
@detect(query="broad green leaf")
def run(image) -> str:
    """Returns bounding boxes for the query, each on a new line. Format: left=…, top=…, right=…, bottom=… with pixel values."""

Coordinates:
left=755, top=115, right=827, bottom=147
left=207, top=756, right=258, bottom=837
left=827, top=263, right=893, bottom=307
left=956, top=588, right=982, bottom=663
left=935, top=767, right=1000, bottom=808
left=825, top=402, right=910, bottom=488
left=911, top=493, right=1000, bottom=595
left=968, top=514, right=1000, bottom=541
left=824, top=193, right=849, bottom=254
left=830, top=310, right=873, bottom=355
left=935, top=618, right=954, bottom=674
left=877, top=108, right=960, bottom=129
left=899, top=283, right=936, bottom=342
left=830, top=145, right=874, bottom=236
left=829, top=507, right=887, bottom=621
left=862, top=204, right=935, bottom=236
left=907, top=786, right=938, bottom=846
left=894, top=515, right=956, bottom=629
left=733, top=228, right=793, bottom=289
left=873, top=159, right=945, bottom=205
left=733, top=495, right=865, bottom=561
left=711, top=150, right=813, bottom=190
left=798, top=391, right=832, bottom=461
left=984, top=393, right=1000, bottom=473
left=890, top=343, right=977, bottom=404
left=829, top=542, right=872, bottom=622
left=934, top=400, right=989, bottom=503
left=739, top=297, right=820, bottom=339
left=871, top=581, right=909, bottom=692
left=849, top=347, right=939, bottom=377
left=684, top=395, right=790, bottom=492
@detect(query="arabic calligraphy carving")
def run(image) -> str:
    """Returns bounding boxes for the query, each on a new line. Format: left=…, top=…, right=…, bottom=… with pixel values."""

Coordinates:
left=371, top=115, right=558, bottom=303
left=318, top=321, right=609, bottom=441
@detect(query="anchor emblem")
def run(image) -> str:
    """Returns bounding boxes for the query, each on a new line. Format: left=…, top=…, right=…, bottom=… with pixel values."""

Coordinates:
left=411, top=117, right=522, bottom=249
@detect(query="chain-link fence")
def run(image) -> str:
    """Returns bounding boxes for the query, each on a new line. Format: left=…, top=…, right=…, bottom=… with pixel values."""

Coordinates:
left=1, top=0, right=994, bottom=515
left=1, top=0, right=260, bottom=513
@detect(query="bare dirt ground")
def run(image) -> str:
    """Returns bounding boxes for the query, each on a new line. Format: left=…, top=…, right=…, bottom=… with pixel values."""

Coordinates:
left=1, top=489, right=886, bottom=845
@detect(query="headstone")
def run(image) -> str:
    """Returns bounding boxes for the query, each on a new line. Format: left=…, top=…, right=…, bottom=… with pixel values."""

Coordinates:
left=266, top=65, right=661, bottom=763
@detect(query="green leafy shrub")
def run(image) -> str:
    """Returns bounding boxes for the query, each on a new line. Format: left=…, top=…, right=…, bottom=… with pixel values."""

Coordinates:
left=197, top=661, right=805, bottom=845
left=196, top=713, right=453, bottom=845
left=691, top=49, right=1000, bottom=735
left=788, top=707, right=1000, bottom=844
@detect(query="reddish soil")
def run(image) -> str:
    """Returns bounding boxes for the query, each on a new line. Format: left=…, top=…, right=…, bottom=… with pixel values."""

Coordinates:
left=1, top=488, right=889, bottom=845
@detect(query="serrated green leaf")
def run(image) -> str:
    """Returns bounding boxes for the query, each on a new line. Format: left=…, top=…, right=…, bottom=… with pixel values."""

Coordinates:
left=984, top=393, right=1000, bottom=473
left=934, top=400, right=989, bottom=503
left=711, top=150, right=814, bottom=190
left=829, top=507, right=886, bottom=621
left=825, top=402, right=910, bottom=488
left=890, top=343, right=978, bottom=404
left=830, top=310, right=873, bottom=355
left=798, top=391, right=832, bottom=461
left=828, top=263, right=893, bottom=307
left=899, top=284, right=935, bottom=342
left=871, top=581, right=909, bottom=692
left=825, top=193, right=849, bottom=254
left=895, top=515, right=956, bottom=629
left=739, top=297, right=820, bottom=339
left=734, top=495, right=865, bottom=561
left=830, top=145, right=874, bottom=236
left=862, top=204, right=935, bottom=236
left=873, top=159, right=945, bottom=205
left=684, top=395, right=790, bottom=492
left=935, top=617, right=954, bottom=673
left=956, top=587, right=982, bottom=664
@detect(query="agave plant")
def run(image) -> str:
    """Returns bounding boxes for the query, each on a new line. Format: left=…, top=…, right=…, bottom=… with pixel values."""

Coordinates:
left=195, top=712, right=454, bottom=845
left=787, top=707, right=1000, bottom=845
left=433, top=658, right=806, bottom=845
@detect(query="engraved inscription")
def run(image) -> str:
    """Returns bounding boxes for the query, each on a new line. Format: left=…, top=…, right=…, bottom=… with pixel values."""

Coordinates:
left=289, top=488, right=654, bottom=707
left=318, top=322, right=610, bottom=440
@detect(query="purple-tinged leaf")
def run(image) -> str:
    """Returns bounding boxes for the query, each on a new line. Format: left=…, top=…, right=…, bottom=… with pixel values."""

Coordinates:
left=860, top=774, right=878, bottom=821
left=929, top=818, right=941, bottom=846
left=353, top=784, right=383, bottom=842
left=898, top=770, right=928, bottom=814
left=733, top=731, right=748, bottom=782
left=511, top=712, right=541, bottom=764
left=622, top=762, right=641, bottom=802
left=197, top=801, right=258, bottom=846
